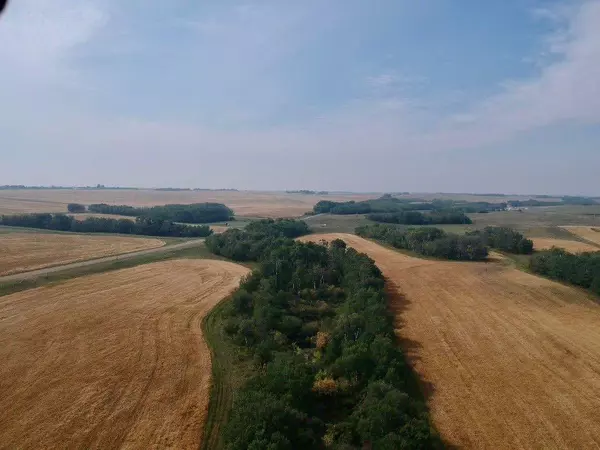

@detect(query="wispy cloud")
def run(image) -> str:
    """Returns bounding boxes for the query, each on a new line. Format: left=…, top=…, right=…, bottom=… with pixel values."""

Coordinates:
left=0, top=0, right=599, bottom=193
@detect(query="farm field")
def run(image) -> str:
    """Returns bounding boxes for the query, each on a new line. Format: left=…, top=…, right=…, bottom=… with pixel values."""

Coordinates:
left=562, top=226, right=600, bottom=247
left=0, top=232, right=165, bottom=276
left=301, top=233, right=600, bottom=449
left=0, top=189, right=374, bottom=218
left=531, top=237, right=599, bottom=253
left=0, top=259, right=249, bottom=449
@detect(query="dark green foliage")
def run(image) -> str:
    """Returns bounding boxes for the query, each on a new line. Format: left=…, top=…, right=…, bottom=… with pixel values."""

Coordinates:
left=88, top=202, right=233, bottom=223
left=469, top=227, right=534, bottom=254
left=530, top=249, right=600, bottom=295
left=67, top=203, right=86, bottom=213
left=356, top=224, right=488, bottom=261
left=368, top=211, right=472, bottom=225
left=0, top=213, right=212, bottom=238
left=88, top=204, right=138, bottom=216
left=314, top=196, right=505, bottom=216
left=209, top=225, right=438, bottom=449
left=206, top=219, right=311, bottom=261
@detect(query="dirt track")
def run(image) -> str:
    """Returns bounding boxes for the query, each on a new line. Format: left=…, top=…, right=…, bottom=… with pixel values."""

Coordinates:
left=302, top=234, right=600, bottom=449
left=0, top=259, right=249, bottom=449
left=0, top=233, right=164, bottom=276
left=0, top=238, right=205, bottom=284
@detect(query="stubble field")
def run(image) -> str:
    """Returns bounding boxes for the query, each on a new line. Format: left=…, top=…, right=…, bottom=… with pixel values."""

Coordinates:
left=0, top=189, right=373, bottom=218
left=0, top=259, right=249, bottom=449
left=531, top=237, right=599, bottom=253
left=301, top=233, right=600, bottom=449
left=562, top=226, right=600, bottom=247
left=0, top=232, right=165, bottom=276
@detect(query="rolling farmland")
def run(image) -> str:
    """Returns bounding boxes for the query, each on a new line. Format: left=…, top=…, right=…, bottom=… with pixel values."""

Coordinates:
left=0, top=259, right=249, bottom=449
left=562, top=226, right=600, bottom=247
left=301, top=233, right=600, bottom=449
left=531, top=237, right=599, bottom=253
left=0, top=189, right=374, bottom=218
left=0, top=232, right=165, bottom=276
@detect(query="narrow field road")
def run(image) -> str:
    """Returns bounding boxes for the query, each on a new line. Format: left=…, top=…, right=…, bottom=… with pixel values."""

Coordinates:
left=0, top=239, right=206, bottom=284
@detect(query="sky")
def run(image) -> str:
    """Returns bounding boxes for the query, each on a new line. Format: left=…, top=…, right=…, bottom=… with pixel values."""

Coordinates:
left=0, top=0, right=599, bottom=195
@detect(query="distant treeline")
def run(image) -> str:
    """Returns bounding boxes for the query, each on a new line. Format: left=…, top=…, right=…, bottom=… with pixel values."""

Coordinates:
left=0, top=214, right=212, bottom=238
left=206, top=220, right=439, bottom=449
left=356, top=224, right=488, bottom=261
left=368, top=210, right=472, bottom=225
left=467, top=227, right=533, bottom=254
left=85, top=203, right=233, bottom=224
left=530, top=249, right=600, bottom=295
left=313, top=195, right=598, bottom=218
left=0, top=185, right=137, bottom=190
left=507, top=196, right=598, bottom=207
left=286, top=190, right=329, bottom=195
left=313, top=196, right=506, bottom=217
left=154, top=188, right=239, bottom=192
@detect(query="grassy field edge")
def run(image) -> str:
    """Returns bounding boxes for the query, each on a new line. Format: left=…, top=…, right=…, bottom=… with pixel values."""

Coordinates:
left=201, top=298, right=254, bottom=450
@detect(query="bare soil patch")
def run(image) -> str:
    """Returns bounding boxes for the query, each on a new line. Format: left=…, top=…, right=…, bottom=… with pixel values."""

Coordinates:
left=0, top=259, right=249, bottom=449
left=302, top=233, right=600, bottom=449
left=0, top=233, right=164, bottom=276
left=532, top=237, right=599, bottom=253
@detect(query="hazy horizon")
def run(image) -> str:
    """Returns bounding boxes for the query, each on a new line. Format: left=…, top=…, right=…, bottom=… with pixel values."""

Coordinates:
left=1, top=1, right=599, bottom=195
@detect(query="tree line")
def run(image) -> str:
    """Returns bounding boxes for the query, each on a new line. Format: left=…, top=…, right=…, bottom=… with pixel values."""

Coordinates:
left=0, top=213, right=212, bottom=238
left=207, top=220, right=439, bottom=449
left=530, top=249, right=600, bottom=295
left=368, top=210, right=472, bottom=225
left=356, top=224, right=488, bottom=261
left=81, top=202, right=234, bottom=223
left=313, top=196, right=506, bottom=217
left=206, top=219, right=311, bottom=261
left=467, top=227, right=534, bottom=254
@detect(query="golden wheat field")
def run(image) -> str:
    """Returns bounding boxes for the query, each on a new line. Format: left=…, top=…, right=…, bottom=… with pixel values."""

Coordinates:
left=301, top=234, right=600, bottom=449
left=0, top=259, right=249, bottom=449
left=0, top=232, right=165, bottom=276
left=0, top=189, right=373, bottom=218
left=562, top=226, right=600, bottom=248
left=532, top=237, right=599, bottom=253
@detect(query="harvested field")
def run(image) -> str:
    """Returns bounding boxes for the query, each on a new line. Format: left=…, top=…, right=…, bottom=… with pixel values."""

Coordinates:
left=0, top=189, right=374, bottom=218
left=0, top=259, right=249, bottom=449
left=301, top=233, right=600, bottom=449
left=562, top=226, right=600, bottom=248
left=0, top=233, right=165, bottom=276
left=532, top=237, right=599, bottom=253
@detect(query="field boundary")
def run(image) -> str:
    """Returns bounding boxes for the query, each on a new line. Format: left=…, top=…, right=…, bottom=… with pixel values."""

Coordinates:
left=0, top=242, right=220, bottom=297
left=201, top=298, right=254, bottom=450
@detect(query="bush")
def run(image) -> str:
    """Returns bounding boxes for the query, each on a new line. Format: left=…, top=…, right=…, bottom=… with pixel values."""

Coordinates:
left=530, top=249, right=600, bottom=294
left=368, top=211, right=472, bottom=225
left=356, top=224, right=488, bottom=261
left=67, top=203, right=86, bottom=213
left=0, top=213, right=212, bottom=238
left=88, top=202, right=233, bottom=223
left=469, top=227, right=533, bottom=254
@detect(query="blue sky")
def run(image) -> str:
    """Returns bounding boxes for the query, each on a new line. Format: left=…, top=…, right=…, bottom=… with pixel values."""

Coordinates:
left=1, top=0, right=599, bottom=194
